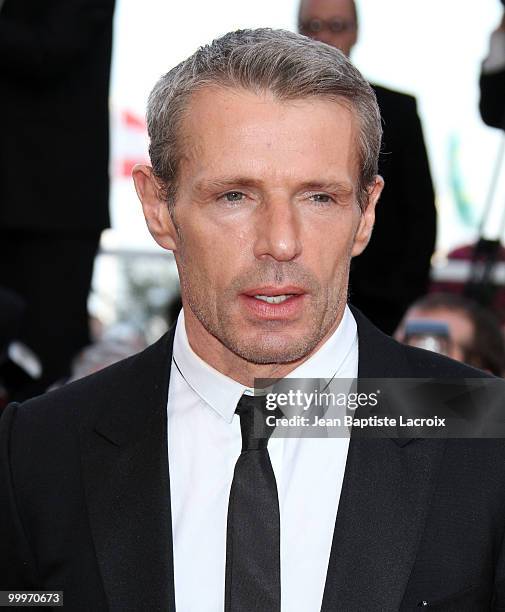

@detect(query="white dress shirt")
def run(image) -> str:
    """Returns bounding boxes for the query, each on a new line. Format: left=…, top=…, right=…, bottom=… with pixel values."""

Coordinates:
left=167, top=306, right=358, bottom=612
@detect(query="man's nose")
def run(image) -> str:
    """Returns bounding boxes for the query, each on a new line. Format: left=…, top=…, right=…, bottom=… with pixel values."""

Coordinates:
left=312, top=31, right=334, bottom=46
left=253, top=198, right=302, bottom=262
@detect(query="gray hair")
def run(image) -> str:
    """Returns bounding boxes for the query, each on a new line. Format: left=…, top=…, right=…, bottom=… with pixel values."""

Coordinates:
left=147, top=28, right=382, bottom=210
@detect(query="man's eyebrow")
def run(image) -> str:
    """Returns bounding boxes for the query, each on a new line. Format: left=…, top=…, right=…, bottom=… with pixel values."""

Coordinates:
left=193, top=177, right=261, bottom=193
left=193, top=178, right=354, bottom=194
left=297, top=181, right=354, bottom=194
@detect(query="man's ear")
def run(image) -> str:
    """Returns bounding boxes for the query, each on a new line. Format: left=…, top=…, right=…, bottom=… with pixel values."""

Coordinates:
left=351, top=175, right=384, bottom=257
left=132, top=164, right=178, bottom=251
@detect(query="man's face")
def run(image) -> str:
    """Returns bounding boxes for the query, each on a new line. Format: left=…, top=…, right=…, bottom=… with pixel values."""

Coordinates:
left=135, top=86, right=380, bottom=366
left=299, top=0, right=357, bottom=56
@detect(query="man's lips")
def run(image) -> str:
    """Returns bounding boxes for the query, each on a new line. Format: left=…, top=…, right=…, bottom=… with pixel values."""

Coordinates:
left=239, top=287, right=306, bottom=320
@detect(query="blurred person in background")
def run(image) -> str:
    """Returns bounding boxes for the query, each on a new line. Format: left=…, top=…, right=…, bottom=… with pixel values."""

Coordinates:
left=0, top=286, right=27, bottom=410
left=298, top=0, right=436, bottom=335
left=0, top=0, right=115, bottom=399
left=480, top=0, right=505, bottom=128
left=60, top=323, right=148, bottom=386
left=0, top=287, right=25, bottom=365
left=396, top=292, right=505, bottom=376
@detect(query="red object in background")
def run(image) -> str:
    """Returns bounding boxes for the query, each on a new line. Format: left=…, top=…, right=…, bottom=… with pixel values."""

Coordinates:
left=430, top=239, right=505, bottom=323
left=123, top=110, right=146, bottom=131
left=115, top=109, right=149, bottom=179
left=430, top=131, right=505, bottom=321
left=121, top=159, right=141, bottom=177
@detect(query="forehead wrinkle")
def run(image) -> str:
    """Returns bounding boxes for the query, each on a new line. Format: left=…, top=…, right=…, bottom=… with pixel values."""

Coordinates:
left=177, top=86, right=362, bottom=189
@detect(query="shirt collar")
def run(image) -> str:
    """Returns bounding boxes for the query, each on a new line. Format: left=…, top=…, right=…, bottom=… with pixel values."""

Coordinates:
left=172, top=305, right=357, bottom=423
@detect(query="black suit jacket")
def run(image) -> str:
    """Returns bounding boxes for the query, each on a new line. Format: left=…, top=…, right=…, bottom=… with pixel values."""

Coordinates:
left=1, top=309, right=505, bottom=611
left=0, top=0, right=114, bottom=232
left=480, top=69, right=505, bottom=129
left=350, top=85, right=436, bottom=332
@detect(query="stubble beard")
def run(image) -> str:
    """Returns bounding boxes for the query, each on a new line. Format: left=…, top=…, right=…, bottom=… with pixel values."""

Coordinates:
left=179, top=257, right=350, bottom=366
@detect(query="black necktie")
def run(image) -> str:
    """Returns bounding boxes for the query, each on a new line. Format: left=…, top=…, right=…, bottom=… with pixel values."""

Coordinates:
left=225, top=394, right=281, bottom=611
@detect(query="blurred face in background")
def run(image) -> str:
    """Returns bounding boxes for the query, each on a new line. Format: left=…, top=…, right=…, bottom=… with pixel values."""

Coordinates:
left=396, top=306, right=474, bottom=363
left=298, top=0, right=358, bottom=56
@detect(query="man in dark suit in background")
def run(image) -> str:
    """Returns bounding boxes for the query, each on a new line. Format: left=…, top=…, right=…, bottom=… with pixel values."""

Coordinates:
left=299, top=0, right=436, bottom=334
left=2, top=28, right=505, bottom=612
left=0, top=0, right=115, bottom=397
left=480, top=6, right=505, bottom=129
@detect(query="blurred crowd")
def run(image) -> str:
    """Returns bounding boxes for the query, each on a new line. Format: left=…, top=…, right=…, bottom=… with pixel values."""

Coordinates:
left=2, top=0, right=505, bottom=408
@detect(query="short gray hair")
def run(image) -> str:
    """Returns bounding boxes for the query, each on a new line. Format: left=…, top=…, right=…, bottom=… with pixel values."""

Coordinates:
left=147, top=28, right=382, bottom=210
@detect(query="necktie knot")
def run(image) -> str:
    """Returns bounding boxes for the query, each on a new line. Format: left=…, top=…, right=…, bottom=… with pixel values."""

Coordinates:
left=236, top=394, right=276, bottom=451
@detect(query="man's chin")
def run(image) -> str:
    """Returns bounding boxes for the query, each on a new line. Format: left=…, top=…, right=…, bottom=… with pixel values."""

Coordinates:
left=225, top=331, right=318, bottom=366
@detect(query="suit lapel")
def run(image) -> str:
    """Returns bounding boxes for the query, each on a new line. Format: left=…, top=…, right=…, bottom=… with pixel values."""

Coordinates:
left=79, top=307, right=445, bottom=610
left=80, top=330, right=176, bottom=612
left=321, top=309, right=446, bottom=611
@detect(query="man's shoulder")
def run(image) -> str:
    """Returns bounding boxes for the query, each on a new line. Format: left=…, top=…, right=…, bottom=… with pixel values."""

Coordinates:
left=1, top=330, right=174, bottom=439
left=371, top=82, right=417, bottom=106
left=480, top=67, right=505, bottom=83
left=400, top=341, right=490, bottom=378
left=370, top=82, right=418, bottom=120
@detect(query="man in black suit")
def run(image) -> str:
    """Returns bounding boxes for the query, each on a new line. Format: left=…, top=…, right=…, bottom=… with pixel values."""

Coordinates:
left=298, top=0, right=436, bottom=334
left=0, top=0, right=115, bottom=396
left=1, top=28, right=505, bottom=612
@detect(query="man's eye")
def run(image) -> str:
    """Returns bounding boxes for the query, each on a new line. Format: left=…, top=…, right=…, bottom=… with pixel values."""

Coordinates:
left=223, top=191, right=245, bottom=202
left=310, top=193, right=333, bottom=204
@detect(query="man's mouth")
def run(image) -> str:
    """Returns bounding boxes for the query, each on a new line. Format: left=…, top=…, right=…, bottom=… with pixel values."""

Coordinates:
left=240, top=287, right=306, bottom=320
left=243, top=285, right=305, bottom=298
left=253, top=294, right=293, bottom=304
